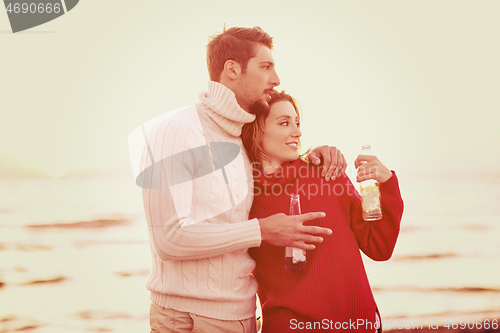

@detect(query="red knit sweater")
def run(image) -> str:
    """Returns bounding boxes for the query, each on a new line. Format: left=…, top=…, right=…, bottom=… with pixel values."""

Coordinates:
left=248, top=159, right=404, bottom=333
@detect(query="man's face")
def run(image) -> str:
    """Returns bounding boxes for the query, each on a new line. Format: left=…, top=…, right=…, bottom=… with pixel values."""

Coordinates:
left=234, top=45, right=280, bottom=114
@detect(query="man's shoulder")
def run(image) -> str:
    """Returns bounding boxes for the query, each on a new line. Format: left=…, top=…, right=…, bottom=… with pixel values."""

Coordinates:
left=140, top=104, right=208, bottom=150
left=151, top=104, right=205, bottom=136
left=161, top=104, right=199, bottom=128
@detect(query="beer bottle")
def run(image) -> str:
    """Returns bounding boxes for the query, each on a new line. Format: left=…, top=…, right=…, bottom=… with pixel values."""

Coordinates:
left=285, top=194, right=306, bottom=273
left=359, top=145, right=382, bottom=221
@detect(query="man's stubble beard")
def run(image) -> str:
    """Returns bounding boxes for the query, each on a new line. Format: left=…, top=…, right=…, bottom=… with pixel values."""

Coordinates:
left=248, top=99, right=270, bottom=116
left=235, top=75, right=272, bottom=115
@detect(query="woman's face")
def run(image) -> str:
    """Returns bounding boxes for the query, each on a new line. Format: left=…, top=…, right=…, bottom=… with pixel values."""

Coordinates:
left=260, top=101, right=302, bottom=169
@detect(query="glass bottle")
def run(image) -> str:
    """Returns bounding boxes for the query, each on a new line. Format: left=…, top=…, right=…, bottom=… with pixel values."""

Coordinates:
left=359, top=145, right=382, bottom=221
left=285, top=194, right=306, bottom=273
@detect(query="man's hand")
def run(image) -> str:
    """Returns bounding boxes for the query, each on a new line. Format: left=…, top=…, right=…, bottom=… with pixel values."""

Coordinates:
left=259, top=212, right=332, bottom=250
left=354, top=155, right=392, bottom=183
left=308, top=145, right=347, bottom=181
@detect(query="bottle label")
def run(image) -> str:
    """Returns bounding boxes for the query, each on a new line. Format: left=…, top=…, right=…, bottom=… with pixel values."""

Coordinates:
left=286, top=247, right=306, bottom=263
left=361, top=186, right=381, bottom=211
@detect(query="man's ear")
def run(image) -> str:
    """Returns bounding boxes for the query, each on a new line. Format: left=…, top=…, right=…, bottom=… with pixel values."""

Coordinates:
left=223, top=60, right=242, bottom=80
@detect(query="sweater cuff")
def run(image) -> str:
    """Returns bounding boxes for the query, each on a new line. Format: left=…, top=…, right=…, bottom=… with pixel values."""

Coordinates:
left=228, top=218, right=262, bottom=250
left=379, top=170, right=401, bottom=196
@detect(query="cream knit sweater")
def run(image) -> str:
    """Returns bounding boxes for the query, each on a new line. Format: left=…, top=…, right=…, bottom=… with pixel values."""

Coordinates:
left=142, top=81, right=262, bottom=320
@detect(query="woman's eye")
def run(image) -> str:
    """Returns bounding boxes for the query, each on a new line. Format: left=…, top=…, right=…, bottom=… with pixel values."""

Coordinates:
left=280, top=121, right=288, bottom=126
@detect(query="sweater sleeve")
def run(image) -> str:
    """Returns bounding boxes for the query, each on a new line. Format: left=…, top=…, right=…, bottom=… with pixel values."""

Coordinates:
left=141, top=118, right=262, bottom=262
left=347, top=171, right=404, bottom=261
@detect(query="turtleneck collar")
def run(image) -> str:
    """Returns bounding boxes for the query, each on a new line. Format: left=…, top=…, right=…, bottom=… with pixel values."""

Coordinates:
left=198, top=81, right=256, bottom=137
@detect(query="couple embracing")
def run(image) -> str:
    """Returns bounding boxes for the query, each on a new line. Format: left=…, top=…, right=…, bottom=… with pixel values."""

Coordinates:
left=141, top=26, right=404, bottom=333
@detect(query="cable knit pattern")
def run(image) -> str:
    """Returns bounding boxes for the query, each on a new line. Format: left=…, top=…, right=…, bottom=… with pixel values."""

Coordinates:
left=142, top=82, right=261, bottom=320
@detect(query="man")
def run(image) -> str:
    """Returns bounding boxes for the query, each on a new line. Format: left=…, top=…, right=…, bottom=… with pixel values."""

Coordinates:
left=142, top=26, right=346, bottom=333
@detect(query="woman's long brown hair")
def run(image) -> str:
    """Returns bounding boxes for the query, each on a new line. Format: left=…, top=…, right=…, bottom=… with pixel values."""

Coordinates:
left=241, top=90, right=310, bottom=168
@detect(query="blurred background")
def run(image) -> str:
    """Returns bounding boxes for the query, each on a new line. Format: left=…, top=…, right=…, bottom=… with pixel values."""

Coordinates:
left=1, top=1, right=499, bottom=332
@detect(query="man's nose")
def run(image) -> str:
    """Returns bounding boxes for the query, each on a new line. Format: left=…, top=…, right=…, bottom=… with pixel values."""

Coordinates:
left=271, top=69, right=280, bottom=87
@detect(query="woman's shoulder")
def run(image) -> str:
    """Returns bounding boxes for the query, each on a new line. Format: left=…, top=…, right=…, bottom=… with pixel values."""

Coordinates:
left=295, top=158, right=322, bottom=174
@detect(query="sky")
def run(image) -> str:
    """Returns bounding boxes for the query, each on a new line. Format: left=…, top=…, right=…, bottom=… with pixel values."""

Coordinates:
left=1, top=0, right=499, bottom=179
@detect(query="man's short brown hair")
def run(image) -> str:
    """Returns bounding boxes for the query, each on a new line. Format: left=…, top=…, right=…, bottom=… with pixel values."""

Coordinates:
left=206, top=26, right=274, bottom=82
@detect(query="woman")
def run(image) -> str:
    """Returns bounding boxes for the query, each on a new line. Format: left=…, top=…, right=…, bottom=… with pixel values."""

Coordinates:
left=241, top=91, right=404, bottom=333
